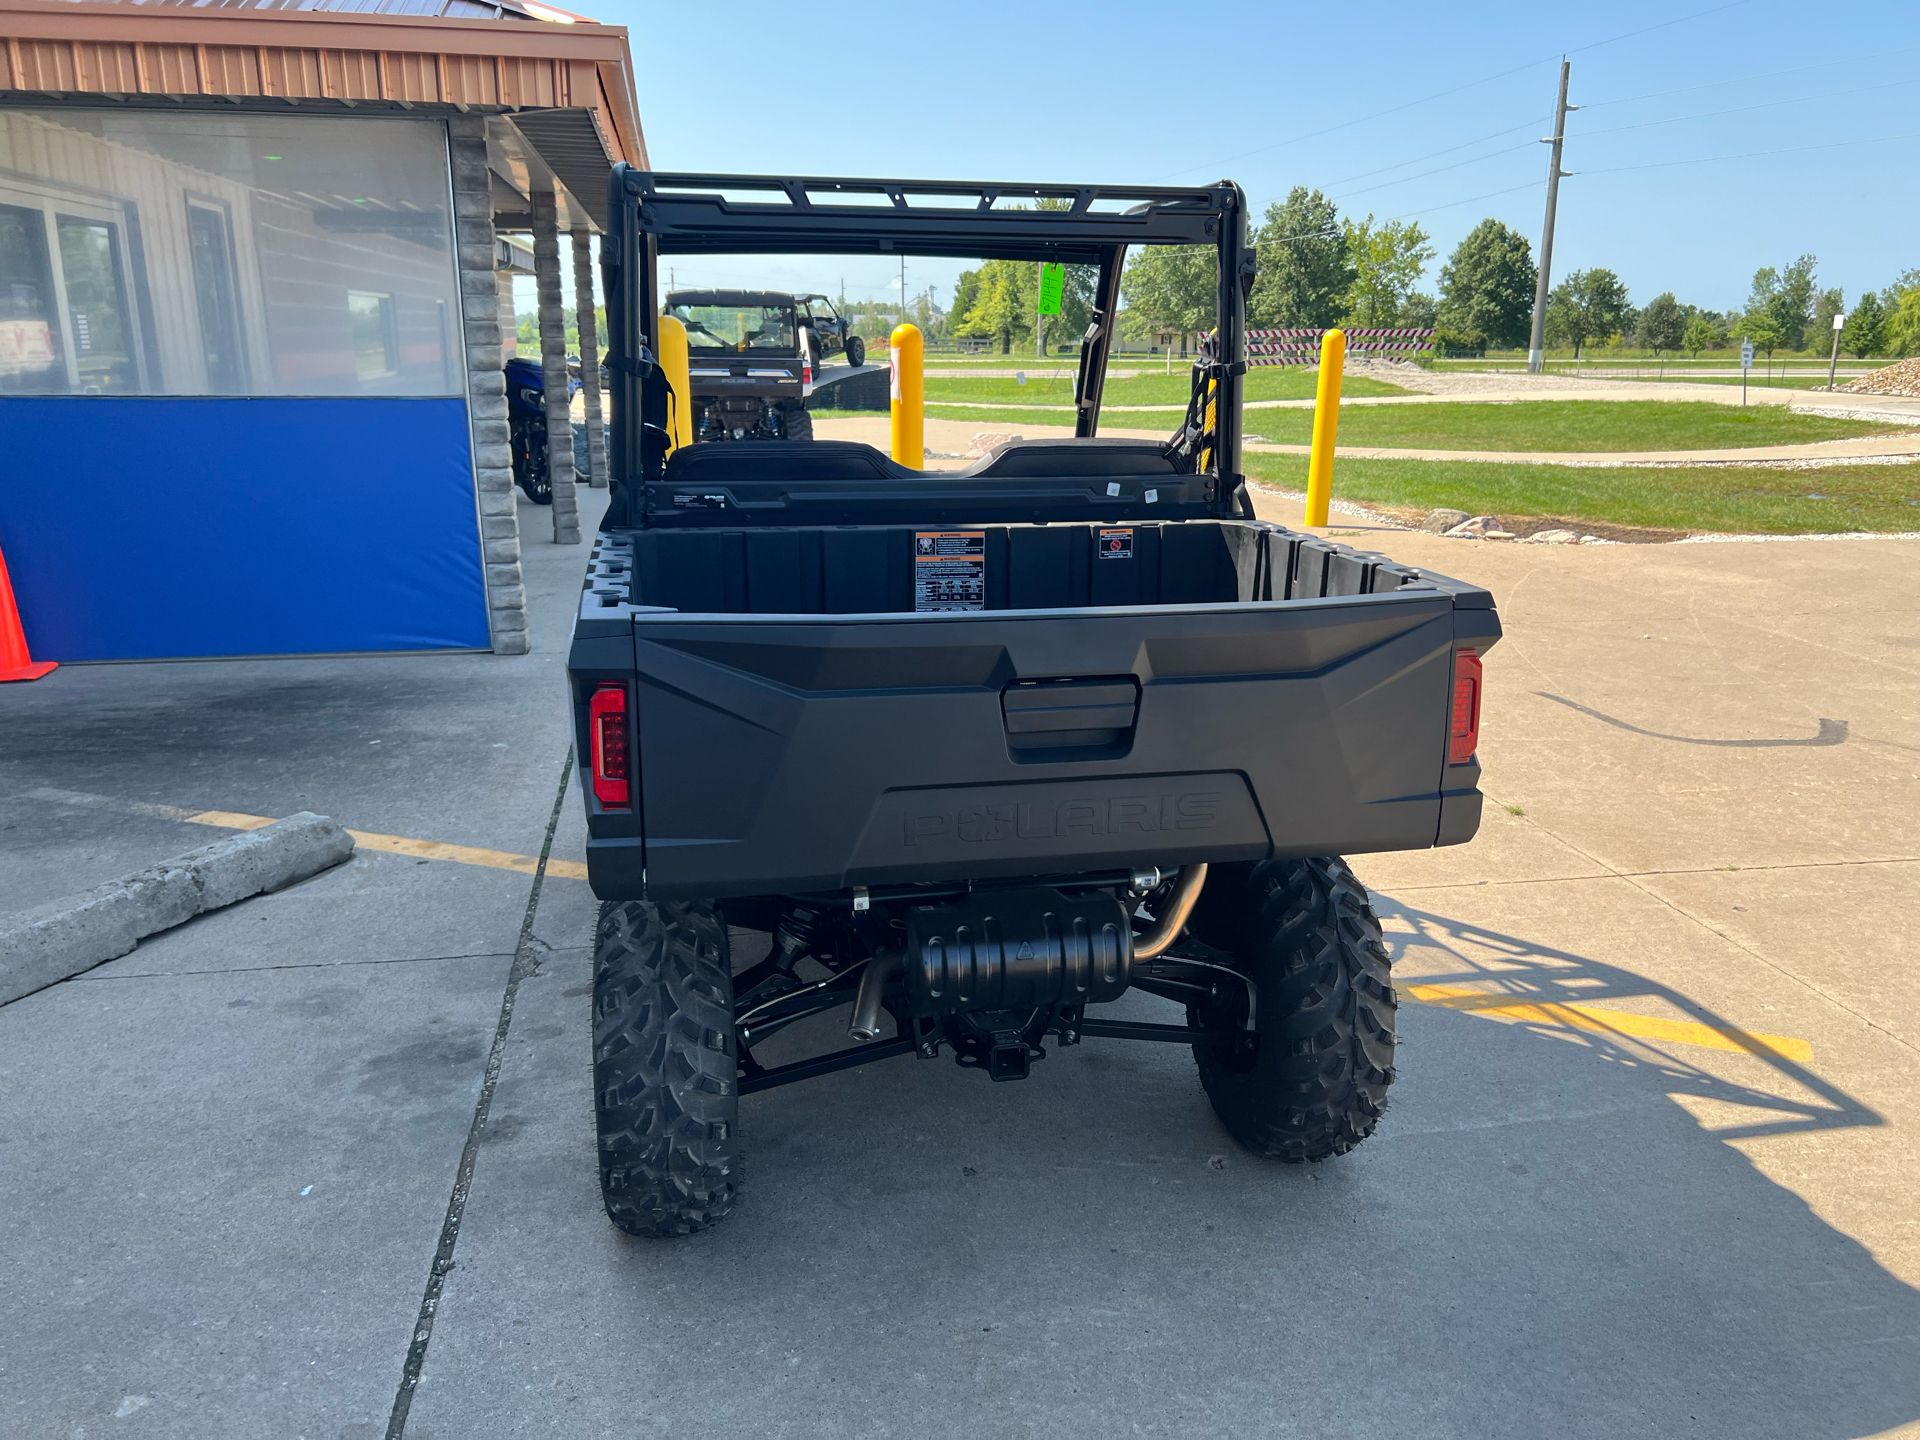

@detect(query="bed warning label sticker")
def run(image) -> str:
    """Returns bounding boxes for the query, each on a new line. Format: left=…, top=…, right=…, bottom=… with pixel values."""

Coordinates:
left=914, top=530, right=987, bottom=611
left=1097, top=527, right=1135, bottom=560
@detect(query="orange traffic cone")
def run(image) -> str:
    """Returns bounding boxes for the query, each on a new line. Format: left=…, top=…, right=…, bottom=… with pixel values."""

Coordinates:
left=0, top=541, right=55, bottom=682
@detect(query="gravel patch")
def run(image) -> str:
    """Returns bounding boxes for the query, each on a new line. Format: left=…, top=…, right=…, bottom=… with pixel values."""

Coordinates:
left=1837, top=356, right=1920, bottom=399
left=1674, top=529, right=1920, bottom=544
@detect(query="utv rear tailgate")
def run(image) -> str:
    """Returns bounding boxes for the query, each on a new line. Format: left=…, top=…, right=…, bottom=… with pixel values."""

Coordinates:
left=584, top=592, right=1490, bottom=900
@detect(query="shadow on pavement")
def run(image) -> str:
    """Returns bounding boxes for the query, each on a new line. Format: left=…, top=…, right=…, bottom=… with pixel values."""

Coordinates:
left=411, top=890, right=1920, bottom=1440
left=1380, top=898, right=1877, bottom=1144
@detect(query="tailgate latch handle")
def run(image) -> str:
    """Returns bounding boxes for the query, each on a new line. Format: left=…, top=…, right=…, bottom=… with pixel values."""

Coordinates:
left=1000, top=677, right=1141, bottom=761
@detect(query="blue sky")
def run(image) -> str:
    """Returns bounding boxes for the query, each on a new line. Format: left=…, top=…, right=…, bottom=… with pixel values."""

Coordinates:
left=576, top=0, right=1915, bottom=316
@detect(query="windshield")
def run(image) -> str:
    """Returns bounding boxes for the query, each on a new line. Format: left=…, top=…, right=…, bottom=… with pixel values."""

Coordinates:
left=671, top=303, right=796, bottom=353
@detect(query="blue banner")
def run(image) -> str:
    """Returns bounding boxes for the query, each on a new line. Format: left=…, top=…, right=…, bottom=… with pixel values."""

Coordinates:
left=0, top=396, right=491, bottom=660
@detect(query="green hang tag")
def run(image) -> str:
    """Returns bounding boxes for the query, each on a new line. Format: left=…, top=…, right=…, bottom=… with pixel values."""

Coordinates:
left=1037, top=262, right=1065, bottom=316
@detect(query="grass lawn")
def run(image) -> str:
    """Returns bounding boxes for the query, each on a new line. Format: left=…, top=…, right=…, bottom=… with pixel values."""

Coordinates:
left=1241, top=453, right=1920, bottom=534
left=924, top=369, right=1408, bottom=406
left=915, top=399, right=1900, bottom=452
left=1625, top=373, right=1869, bottom=390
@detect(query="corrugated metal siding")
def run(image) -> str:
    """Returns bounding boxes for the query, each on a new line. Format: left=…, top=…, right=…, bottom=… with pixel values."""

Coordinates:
left=0, top=0, right=647, bottom=214
left=121, top=0, right=548, bottom=21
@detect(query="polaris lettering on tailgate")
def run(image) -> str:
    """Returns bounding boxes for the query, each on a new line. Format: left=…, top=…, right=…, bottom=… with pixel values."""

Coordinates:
left=849, top=775, right=1270, bottom=875
left=906, top=791, right=1220, bottom=845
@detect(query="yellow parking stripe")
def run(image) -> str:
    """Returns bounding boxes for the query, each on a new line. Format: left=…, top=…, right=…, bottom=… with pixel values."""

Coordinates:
left=183, top=809, right=589, bottom=882
left=1406, top=983, right=1812, bottom=1062
left=72, top=798, right=1817, bottom=1061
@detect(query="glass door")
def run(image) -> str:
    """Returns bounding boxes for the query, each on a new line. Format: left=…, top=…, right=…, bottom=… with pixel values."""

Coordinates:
left=55, top=214, right=141, bottom=393
left=0, top=201, right=66, bottom=393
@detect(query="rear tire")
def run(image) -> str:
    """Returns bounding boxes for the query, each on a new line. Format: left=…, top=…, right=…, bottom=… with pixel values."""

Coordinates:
left=592, top=900, right=741, bottom=1237
left=1187, top=857, right=1396, bottom=1162
left=782, top=405, right=815, bottom=442
left=845, top=335, right=866, bottom=368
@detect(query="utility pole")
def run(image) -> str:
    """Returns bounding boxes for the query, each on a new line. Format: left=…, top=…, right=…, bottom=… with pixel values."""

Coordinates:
left=900, top=255, right=908, bottom=325
left=1527, top=58, right=1577, bottom=375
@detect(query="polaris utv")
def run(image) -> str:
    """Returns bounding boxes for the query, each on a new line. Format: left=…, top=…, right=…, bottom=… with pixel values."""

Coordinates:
left=795, top=292, right=865, bottom=367
left=663, top=288, right=866, bottom=443
left=574, top=169, right=1500, bottom=1237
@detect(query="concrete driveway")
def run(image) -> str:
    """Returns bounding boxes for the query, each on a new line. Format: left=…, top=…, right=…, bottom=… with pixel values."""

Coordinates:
left=3, top=491, right=1918, bottom=1438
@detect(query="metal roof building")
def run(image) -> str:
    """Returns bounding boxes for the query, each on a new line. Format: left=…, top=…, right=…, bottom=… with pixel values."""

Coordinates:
left=0, top=0, right=644, bottom=658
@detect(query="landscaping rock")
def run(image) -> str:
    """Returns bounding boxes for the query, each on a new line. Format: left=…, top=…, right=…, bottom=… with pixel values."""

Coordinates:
left=965, top=430, right=1024, bottom=459
left=1422, top=507, right=1471, bottom=534
left=1524, top=528, right=1581, bottom=545
left=1443, top=514, right=1506, bottom=538
left=1837, top=356, right=1920, bottom=399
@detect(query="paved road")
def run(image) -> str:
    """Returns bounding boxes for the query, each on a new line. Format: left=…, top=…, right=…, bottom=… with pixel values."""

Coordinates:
left=3, top=490, right=1918, bottom=1437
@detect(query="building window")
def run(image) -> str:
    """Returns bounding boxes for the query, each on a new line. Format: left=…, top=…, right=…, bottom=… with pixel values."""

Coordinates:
left=187, top=199, right=247, bottom=394
left=0, top=109, right=462, bottom=398
left=348, top=291, right=398, bottom=381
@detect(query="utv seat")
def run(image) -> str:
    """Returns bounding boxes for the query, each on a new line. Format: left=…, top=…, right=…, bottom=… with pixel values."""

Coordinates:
left=664, top=440, right=915, bottom=485
left=660, top=436, right=1177, bottom=487
left=960, top=437, right=1179, bottom=479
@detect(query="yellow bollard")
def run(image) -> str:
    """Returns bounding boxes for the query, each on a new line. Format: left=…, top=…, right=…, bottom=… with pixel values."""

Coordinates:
left=890, top=322, right=924, bottom=470
left=1304, top=327, right=1346, bottom=527
left=656, top=313, right=694, bottom=453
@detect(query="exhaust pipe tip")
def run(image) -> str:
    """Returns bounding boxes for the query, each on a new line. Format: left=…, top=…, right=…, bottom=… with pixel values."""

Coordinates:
left=847, top=949, right=901, bottom=1042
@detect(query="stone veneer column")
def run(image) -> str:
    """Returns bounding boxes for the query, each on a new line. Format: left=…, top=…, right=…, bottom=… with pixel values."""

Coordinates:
left=448, top=117, right=528, bottom=654
left=532, top=182, right=581, bottom=544
left=571, top=229, right=609, bottom=488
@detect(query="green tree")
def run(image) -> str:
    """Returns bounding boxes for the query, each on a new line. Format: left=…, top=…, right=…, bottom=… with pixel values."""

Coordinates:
left=1839, top=290, right=1885, bottom=357
left=1249, top=187, right=1352, bottom=327
left=1342, top=215, right=1433, bottom=328
left=1811, top=286, right=1845, bottom=348
left=1435, top=218, right=1535, bottom=349
left=951, top=259, right=1033, bottom=353
left=1400, top=292, right=1438, bottom=329
left=1885, top=283, right=1920, bottom=357
left=1544, top=267, right=1632, bottom=359
left=1637, top=291, right=1685, bottom=356
left=949, top=269, right=982, bottom=336
left=1121, top=243, right=1217, bottom=353
left=1745, top=255, right=1817, bottom=351
left=1733, top=311, right=1785, bottom=358
left=1681, top=314, right=1719, bottom=358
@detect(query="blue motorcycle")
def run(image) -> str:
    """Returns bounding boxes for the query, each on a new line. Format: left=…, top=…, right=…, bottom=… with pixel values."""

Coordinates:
left=505, top=355, right=582, bottom=505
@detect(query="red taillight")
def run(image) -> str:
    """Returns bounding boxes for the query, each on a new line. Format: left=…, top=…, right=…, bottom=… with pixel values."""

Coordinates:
left=1449, top=649, right=1483, bottom=765
left=588, top=683, right=631, bottom=808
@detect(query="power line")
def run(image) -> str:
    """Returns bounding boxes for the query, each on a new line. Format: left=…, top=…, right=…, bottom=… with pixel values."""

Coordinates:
left=1562, top=0, right=1754, bottom=57
left=1149, top=54, right=1553, bottom=182
left=1330, top=139, right=1541, bottom=202
left=1578, top=130, right=1920, bottom=176
left=1154, top=0, right=1756, bottom=182
left=1579, top=43, right=1918, bottom=112
left=1576, top=77, right=1911, bottom=141
left=1320, top=117, right=1548, bottom=189
left=1385, top=180, right=1545, bottom=224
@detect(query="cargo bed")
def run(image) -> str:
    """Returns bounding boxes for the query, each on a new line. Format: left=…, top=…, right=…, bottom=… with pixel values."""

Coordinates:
left=571, top=516, right=1499, bottom=900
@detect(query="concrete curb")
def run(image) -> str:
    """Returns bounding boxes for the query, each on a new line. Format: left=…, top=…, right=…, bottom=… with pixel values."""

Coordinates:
left=0, top=812, right=355, bottom=1006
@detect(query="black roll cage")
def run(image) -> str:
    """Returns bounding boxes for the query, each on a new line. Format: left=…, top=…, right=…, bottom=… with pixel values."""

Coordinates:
left=602, top=167, right=1254, bottom=522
